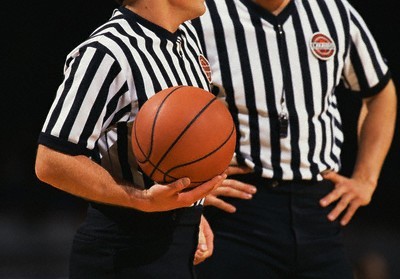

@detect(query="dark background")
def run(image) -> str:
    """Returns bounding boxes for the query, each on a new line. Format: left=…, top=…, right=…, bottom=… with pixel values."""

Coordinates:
left=1, top=0, right=399, bottom=278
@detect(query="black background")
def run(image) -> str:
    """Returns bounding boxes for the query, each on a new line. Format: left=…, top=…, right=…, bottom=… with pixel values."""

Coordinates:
left=1, top=0, right=399, bottom=278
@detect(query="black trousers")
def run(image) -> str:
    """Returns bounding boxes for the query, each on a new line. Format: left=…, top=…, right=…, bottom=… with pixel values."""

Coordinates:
left=195, top=174, right=354, bottom=279
left=69, top=204, right=202, bottom=279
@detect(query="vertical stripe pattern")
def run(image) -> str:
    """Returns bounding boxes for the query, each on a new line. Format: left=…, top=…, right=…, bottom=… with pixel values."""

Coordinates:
left=39, top=7, right=211, bottom=194
left=193, top=0, right=390, bottom=180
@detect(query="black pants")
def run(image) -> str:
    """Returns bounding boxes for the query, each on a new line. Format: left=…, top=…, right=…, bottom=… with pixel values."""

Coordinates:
left=195, top=174, right=354, bottom=279
left=69, top=204, right=202, bottom=279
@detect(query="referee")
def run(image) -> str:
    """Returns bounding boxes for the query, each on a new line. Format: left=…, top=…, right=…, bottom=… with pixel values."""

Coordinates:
left=193, top=0, right=397, bottom=278
left=35, top=0, right=226, bottom=278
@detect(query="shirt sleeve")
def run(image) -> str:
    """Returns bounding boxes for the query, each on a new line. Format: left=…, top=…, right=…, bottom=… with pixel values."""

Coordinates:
left=38, top=43, right=131, bottom=158
left=341, top=1, right=391, bottom=98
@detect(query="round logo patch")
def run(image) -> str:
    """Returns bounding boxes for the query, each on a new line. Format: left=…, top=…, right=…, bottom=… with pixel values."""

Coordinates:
left=198, top=54, right=212, bottom=83
left=310, top=32, right=336, bottom=60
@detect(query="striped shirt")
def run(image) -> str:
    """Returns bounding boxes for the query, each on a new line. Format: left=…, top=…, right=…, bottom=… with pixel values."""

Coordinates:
left=38, top=7, right=212, bottom=192
left=193, top=0, right=390, bottom=180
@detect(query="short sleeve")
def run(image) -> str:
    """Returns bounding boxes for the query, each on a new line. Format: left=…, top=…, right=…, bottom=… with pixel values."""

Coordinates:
left=38, top=44, right=131, bottom=157
left=341, top=2, right=391, bottom=98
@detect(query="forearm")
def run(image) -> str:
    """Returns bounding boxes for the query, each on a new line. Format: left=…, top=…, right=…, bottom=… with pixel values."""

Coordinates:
left=36, top=144, right=225, bottom=212
left=352, top=80, right=397, bottom=186
left=35, top=145, right=146, bottom=210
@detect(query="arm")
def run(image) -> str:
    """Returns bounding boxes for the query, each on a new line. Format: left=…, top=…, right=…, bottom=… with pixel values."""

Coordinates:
left=35, top=145, right=226, bottom=212
left=320, top=79, right=397, bottom=225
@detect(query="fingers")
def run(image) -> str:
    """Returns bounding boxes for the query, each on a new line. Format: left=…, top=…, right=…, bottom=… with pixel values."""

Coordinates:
left=212, top=179, right=256, bottom=201
left=320, top=175, right=352, bottom=224
left=194, top=232, right=208, bottom=265
left=178, top=174, right=227, bottom=204
left=320, top=185, right=346, bottom=207
left=221, top=179, right=257, bottom=194
left=225, top=165, right=253, bottom=176
left=320, top=174, right=371, bottom=226
left=340, top=201, right=360, bottom=226
left=215, top=183, right=255, bottom=200
left=212, top=187, right=252, bottom=200
left=203, top=179, right=256, bottom=213
left=326, top=194, right=360, bottom=226
left=322, top=171, right=343, bottom=184
left=194, top=249, right=207, bottom=265
left=194, top=216, right=214, bottom=265
left=320, top=173, right=347, bottom=207
left=326, top=192, right=353, bottom=221
left=168, top=177, right=191, bottom=192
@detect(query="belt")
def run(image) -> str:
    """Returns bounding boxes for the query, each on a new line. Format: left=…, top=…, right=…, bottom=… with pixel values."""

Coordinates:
left=228, top=173, right=323, bottom=189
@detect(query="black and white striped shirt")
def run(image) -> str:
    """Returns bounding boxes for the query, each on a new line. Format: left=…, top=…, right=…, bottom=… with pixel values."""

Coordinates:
left=193, top=0, right=390, bottom=180
left=39, top=7, right=212, bottom=190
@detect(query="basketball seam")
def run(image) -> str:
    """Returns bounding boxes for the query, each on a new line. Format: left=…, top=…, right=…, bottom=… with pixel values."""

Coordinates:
left=149, top=94, right=219, bottom=179
left=163, top=124, right=236, bottom=184
left=133, top=86, right=183, bottom=164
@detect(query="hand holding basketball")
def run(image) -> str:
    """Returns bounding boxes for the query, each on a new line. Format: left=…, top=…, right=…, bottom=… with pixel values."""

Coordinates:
left=139, top=174, right=227, bottom=212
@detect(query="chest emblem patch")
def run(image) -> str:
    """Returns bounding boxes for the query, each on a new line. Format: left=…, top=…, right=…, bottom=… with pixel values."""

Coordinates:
left=310, top=32, right=336, bottom=60
left=198, top=54, right=212, bottom=83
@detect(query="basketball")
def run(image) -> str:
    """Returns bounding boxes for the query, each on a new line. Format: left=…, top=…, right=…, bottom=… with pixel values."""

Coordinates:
left=131, top=86, right=236, bottom=186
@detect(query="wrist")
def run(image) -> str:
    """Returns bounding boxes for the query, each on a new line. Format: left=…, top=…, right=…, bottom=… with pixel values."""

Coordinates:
left=118, top=183, right=152, bottom=212
left=351, top=171, right=378, bottom=190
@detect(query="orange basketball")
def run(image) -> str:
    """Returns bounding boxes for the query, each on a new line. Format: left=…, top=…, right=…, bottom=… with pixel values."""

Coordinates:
left=131, top=86, right=236, bottom=186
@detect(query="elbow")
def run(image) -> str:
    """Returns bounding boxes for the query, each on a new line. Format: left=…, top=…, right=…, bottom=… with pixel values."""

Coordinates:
left=35, top=145, right=53, bottom=184
left=35, top=158, right=47, bottom=183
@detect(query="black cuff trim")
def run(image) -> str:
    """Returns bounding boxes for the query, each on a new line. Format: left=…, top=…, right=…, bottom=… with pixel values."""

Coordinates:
left=38, top=132, right=94, bottom=157
left=360, top=71, right=392, bottom=98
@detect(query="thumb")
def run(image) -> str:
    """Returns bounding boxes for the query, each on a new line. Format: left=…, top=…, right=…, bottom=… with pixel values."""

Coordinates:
left=198, top=231, right=208, bottom=252
left=322, top=171, right=341, bottom=183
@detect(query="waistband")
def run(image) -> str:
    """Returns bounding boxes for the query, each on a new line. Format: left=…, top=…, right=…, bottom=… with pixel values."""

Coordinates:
left=80, top=203, right=203, bottom=238
left=229, top=172, right=332, bottom=190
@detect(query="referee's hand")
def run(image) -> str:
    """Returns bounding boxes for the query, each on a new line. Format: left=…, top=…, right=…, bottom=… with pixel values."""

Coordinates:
left=320, top=171, right=376, bottom=226
left=140, top=174, right=227, bottom=212
left=204, top=166, right=257, bottom=213
left=194, top=215, right=214, bottom=265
